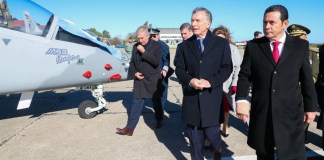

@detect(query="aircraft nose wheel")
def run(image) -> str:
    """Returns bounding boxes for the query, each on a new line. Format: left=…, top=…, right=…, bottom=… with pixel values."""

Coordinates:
left=78, top=100, right=97, bottom=119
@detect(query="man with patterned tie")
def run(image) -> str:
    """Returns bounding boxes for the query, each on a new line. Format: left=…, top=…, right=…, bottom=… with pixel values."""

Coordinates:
left=236, top=5, right=318, bottom=160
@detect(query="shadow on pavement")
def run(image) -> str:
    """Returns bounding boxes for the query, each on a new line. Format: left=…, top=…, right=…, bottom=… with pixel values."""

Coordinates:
left=0, top=90, right=94, bottom=120
left=228, top=113, right=249, bottom=136
left=142, top=100, right=190, bottom=160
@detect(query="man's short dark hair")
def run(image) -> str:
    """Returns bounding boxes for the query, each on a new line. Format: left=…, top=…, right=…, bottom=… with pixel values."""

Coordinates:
left=264, top=5, right=288, bottom=22
left=180, top=23, right=192, bottom=31
left=254, top=31, right=262, bottom=37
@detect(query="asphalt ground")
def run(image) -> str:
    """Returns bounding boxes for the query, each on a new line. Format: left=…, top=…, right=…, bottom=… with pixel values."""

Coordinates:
left=0, top=48, right=323, bottom=160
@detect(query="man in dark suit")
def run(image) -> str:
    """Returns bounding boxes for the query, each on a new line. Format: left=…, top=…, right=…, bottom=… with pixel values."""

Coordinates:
left=316, top=44, right=324, bottom=149
left=150, top=28, right=172, bottom=128
left=236, top=5, right=318, bottom=159
left=175, top=7, right=232, bottom=160
left=116, top=26, right=162, bottom=136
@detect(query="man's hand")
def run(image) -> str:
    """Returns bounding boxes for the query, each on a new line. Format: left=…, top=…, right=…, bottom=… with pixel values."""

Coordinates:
left=236, top=102, right=251, bottom=123
left=137, top=45, right=145, bottom=54
left=135, top=72, right=144, bottom=80
left=304, top=111, right=316, bottom=124
left=190, top=78, right=203, bottom=90
left=199, top=79, right=211, bottom=88
left=190, top=78, right=211, bottom=90
left=161, top=70, right=167, bottom=78
left=237, top=113, right=249, bottom=123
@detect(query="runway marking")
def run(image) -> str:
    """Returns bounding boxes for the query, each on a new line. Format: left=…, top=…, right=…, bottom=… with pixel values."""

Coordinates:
left=205, top=150, right=324, bottom=160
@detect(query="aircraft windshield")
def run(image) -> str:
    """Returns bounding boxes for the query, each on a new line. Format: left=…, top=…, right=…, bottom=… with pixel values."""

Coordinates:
left=1, top=0, right=53, bottom=36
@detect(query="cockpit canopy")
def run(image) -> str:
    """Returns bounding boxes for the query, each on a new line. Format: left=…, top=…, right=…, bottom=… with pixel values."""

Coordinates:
left=0, top=0, right=53, bottom=36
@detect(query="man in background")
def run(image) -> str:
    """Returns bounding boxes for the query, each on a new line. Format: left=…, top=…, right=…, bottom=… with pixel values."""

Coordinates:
left=101, top=37, right=110, bottom=45
left=174, top=23, right=193, bottom=66
left=150, top=28, right=172, bottom=128
left=180, top=22, right=193, bottom=41
left=287, top=24, right=319, bottom=82
left=287, top=24, right=318, bottom=142
left=254, top=31, right=262, bottom=39
left=125, top=37, right=134, bottom=54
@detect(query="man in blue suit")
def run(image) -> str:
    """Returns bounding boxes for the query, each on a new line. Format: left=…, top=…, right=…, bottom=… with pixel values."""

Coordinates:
left=175, top=7, right=232, bottom=160
left=150, top=28, right=172, bottom=128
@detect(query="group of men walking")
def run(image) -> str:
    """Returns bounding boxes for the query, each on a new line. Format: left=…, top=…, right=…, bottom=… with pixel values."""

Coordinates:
left=116, top=4, right=324, bottom=160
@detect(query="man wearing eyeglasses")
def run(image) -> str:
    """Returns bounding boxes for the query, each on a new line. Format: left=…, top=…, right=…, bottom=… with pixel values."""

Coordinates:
left=149, top=28, right=173, bottom=128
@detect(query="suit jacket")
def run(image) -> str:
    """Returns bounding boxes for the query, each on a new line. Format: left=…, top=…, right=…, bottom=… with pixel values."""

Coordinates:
left=316, top=45, right=324, bottom=129
left=175, top=30, right=232, bottom=127
left=158, top=40, right=174, bottom=78
left=236, top=34, right=318, bottom=159
left=127, top=40, right=162, bottom=98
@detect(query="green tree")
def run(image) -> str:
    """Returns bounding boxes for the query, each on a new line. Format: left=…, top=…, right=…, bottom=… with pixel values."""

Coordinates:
left=102, top=30, right=110, bottom=38
left=88, top=28, right=102, bottom=37
left=143, top=21, right=152, bottom=29
left=126, top=32, right=135, bottom=39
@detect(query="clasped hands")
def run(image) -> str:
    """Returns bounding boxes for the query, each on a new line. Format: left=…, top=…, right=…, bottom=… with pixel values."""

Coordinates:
left=190, top=78, right=211, bottom=90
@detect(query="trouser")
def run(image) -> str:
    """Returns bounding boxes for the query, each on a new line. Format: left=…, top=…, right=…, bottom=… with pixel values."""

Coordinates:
left=161, top=78, right=168, bottom=108
left=152, top=78, right=164, bottom=121
left=126, top=98, right=145, bottom=130
left=187, top=124, right=221, bottom=160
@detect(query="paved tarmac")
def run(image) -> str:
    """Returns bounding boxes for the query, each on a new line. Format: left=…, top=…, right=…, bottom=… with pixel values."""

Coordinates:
left=0, top=48, right=323, bottom=160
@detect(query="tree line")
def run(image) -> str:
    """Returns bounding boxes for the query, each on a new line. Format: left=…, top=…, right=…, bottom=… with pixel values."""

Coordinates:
left=86, top=21, right=153, bottom=45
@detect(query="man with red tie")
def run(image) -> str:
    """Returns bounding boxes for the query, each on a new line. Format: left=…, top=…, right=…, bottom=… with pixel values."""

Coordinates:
left=236, top=5, right=318, bottom=160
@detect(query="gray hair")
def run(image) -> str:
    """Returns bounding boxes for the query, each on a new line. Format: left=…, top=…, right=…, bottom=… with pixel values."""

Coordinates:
left=180, top=23, right=192, bottom=31
left=192, top=7, right=212, bottom=24
left=136, top=26, right=150, bottom=36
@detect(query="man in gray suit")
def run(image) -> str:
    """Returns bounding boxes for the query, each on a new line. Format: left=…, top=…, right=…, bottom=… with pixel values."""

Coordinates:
left=116, top=26, right=162, bottom=136
left=236, top=5, right=317, bottom=159
left=175, top=7, right=232, bottom=160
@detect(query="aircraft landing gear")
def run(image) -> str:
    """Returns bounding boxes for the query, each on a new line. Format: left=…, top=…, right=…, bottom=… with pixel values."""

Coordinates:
left=78, top=84, right=107, bottom=119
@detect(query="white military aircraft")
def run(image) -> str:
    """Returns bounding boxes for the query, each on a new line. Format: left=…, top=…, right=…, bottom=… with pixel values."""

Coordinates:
left=0, top=0, right=130, bottom=118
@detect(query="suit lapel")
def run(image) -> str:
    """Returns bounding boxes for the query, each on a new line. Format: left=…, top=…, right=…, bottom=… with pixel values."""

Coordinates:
left=259, top=38, right=276, bottom=67
left=200, top=31, right=214, bottom=58
left=187, top=35, right=200, bottom=58
left=277, top=34, right=293, bottom=66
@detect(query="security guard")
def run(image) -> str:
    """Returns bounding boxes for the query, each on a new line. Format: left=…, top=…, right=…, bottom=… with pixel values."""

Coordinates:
left=287, top=24, right=319, bottom=142
left=287, top=24, right=319, bottom=82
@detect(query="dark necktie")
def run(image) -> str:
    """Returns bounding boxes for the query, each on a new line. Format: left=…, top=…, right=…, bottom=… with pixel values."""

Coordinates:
left=272, top=41, right=280, bottom=63
left=198, top=38, right=204, bottom=53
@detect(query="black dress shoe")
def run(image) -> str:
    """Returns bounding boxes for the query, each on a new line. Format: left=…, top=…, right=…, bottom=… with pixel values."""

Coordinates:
left=213, top=150, right=221, bottom=160
left=203, top=145, right=212, bottom=150
left=155, top=120, right=162, bottom=128
left=222, top=133, right=229, bottom=137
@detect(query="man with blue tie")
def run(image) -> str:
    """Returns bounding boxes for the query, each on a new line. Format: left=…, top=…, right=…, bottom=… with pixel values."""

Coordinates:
left=175, top=7, right=232, bottom=160
left=236, top=5, right=317, bottom=159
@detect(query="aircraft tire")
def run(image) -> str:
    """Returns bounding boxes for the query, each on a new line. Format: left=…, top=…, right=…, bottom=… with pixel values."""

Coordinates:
left=78, top=100, right=97, bottom=119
